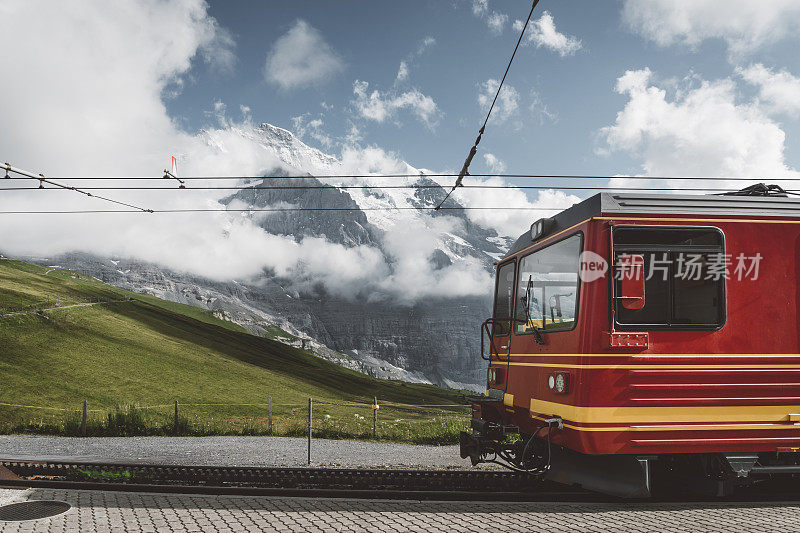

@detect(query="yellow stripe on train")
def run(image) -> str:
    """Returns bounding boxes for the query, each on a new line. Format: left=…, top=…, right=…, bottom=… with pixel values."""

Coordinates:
left=530, top=399, right=800, bottom=424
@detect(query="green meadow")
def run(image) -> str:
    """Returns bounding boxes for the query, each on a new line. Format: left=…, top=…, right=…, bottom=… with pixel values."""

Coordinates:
left=0, top=259, right=470, bottom=444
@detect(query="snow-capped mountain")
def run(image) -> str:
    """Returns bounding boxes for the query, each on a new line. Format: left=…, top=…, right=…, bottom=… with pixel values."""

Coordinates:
left=206, top=123, right=511, bottom=264
left=27, top=123, right=517, bottom=389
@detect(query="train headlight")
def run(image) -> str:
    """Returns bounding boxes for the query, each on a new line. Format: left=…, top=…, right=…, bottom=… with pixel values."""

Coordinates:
left=549, top=372, right=569, bottom=394
left=530, top=217, right=554, bottom=242
left=554, top=373, right=566, bottom=393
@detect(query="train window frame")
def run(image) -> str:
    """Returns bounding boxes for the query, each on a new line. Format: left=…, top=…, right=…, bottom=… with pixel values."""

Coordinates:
left=611, top=225, right=727, bottom=331
left=513, top=231, right=584, bottom=336
left=491, top=258, right=517, bottom=337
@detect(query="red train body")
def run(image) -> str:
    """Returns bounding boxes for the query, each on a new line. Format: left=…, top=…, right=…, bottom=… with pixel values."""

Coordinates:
left=461, top=191, right=800, bottom=496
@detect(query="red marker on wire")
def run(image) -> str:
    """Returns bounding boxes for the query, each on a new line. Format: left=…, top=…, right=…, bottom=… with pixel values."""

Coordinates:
left=163, top=156, right=185, bottom=188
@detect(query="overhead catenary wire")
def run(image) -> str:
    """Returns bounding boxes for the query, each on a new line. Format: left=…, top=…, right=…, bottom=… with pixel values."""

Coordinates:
left=0, top=185, right=779, bottom=192
left=0, top=206, right=575, bottom=214
left=4, top=181, right=799, bottom=214
left=7, top=173, right=800, bottom=181
left=435, top=0, right=542, bottom=210
left=3, top=162, right=153, bottom=213
left=163, top=169, right=185, bottom=188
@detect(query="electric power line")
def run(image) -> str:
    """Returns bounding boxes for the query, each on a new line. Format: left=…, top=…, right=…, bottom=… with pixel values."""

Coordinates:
left=0, top=206, right=574, bottom=214
left=3, top=163, right=153, bottom=213
left=5, top=173, right=800, bottom=181
left=436, top=0, right=541, bottom=209
left=0, top=185, right=775, bottom=192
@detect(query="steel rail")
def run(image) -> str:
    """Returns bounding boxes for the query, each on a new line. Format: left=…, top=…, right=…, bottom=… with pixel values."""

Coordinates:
left=3, top=460, right=800, bottom=503
left=0, top=460, right=589, bottom=502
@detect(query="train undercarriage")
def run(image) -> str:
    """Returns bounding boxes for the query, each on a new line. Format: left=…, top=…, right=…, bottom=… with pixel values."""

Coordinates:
left=460, top=403, right=800, bottom=498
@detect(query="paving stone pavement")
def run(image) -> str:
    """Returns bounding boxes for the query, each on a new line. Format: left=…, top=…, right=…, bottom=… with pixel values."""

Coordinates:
left=1, top=488, right=799, bottom=532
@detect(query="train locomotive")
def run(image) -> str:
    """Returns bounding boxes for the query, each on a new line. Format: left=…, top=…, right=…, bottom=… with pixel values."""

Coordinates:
left=460, top=187, right=800, bottom=497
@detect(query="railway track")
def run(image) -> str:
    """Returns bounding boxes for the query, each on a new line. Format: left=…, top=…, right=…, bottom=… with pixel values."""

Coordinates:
left=0, top=460, right=593, bottom=501
left=3, top=460, right=799, bottom=502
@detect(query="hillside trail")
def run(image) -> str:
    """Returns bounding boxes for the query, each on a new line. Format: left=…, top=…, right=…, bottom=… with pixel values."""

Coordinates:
left=0, top=300, right=126, bottom=317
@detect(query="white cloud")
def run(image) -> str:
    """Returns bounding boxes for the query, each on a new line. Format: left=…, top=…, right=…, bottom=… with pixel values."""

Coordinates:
left=291, top=113, right=333, bottom=148
left=418, top=36, right=436, bottom=54
left=263, top=19, right=344, bottom=90
left=396, top=61, right=409, bottom=83
left=477, top=79, right=520, bottom=125
left=471, top=0, right=507, bottom=35
left=514, top=11, right=582, bottom=56
left=598, top=68, right=799, bottom=181
left=486, top=12, right=508, bottom=35
left=472, top=0, right=488, bottom=17
left=0, top=0, right=233, bottom=176
left=379, top=217, right=492, bottom=302
left=530, top=90, right=558, bottom=124
left=394, top=36, right=436, bottom=85
left=622, top=0, right=800, bottom=57
left=454, top=177, right=580, bottom=238
left=352, top=80, right=441, bottom=129
left=483, top=153, right=506, bottom=173
left=200, top=24, right=237, bottom=74
left=737, top=64, right=800, bottom=118
left=344, top=122, right=363, bottom=145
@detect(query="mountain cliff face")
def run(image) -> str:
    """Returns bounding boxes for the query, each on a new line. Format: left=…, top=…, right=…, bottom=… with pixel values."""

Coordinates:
left=24, top=123, right=515, bottom=389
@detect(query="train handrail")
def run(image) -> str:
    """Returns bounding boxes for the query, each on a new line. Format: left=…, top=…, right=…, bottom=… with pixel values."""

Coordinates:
left=481, top=318, right=519, bottom=362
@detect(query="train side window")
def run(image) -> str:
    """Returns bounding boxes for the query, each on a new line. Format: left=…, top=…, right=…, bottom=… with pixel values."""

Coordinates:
left=515, top=234, right=582, bottom=335
left=613, top=226, right=725, bottom=330
left=492, top=261, right=516, bottom=336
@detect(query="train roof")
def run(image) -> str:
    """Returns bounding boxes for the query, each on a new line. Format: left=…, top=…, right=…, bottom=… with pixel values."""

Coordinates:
left=505, top=191, right=800, bottom=258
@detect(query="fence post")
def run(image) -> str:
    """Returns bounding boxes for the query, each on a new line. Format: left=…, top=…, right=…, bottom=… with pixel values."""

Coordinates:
left=307, top=397, right=313, bottom=465
left=174, top=400, right=179, bottom=434
left=268, top=396, right=273, bottom=433
left=373, top=397, right=378, bottom=439
left=81, top=400, right=87, bottom=436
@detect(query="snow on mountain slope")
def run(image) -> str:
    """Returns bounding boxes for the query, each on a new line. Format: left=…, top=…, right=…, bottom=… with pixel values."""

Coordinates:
left=201, top=122, right=514, bottom=266
left=201, top=123, right=340, bottom=177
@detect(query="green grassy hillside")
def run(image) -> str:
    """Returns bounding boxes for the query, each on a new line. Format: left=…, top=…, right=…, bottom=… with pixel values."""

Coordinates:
left=0, top=259, right=469, bottom=442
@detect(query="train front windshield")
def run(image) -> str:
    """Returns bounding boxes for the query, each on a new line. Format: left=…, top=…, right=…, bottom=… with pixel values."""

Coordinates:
left=514, top=235, right=581, bottom=334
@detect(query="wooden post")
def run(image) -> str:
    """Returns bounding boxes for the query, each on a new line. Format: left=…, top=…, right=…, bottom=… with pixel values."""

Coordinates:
left=174, top=400, right=179, bottom=434
left=81, top=400, right=87, bottom=436
left=307, top=397, right=313, bottom=465
left=373, top=397, right=378, bottom=439
left=268, top=396, right=273, bottom=433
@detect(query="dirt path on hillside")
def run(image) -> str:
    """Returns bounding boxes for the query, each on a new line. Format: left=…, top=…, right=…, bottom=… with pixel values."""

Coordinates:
left=0, top=300, right=126, bottom=317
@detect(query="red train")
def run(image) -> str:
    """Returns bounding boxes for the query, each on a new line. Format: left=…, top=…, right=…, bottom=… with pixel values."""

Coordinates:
left=460, top=188, right=800, bottom=497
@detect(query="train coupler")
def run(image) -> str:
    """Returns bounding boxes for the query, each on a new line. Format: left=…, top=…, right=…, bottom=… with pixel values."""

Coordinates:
left=460, top=419, right=522, bottom=466
left=459, top=431, right=482, bottom=466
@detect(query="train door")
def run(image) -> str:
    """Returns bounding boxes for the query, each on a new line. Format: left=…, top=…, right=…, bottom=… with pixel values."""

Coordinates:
left=488, top=260, right=516, bottom=394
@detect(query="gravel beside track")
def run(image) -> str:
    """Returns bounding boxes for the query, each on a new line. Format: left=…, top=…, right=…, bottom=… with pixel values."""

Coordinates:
left=0, top=436, right=472, bottom=469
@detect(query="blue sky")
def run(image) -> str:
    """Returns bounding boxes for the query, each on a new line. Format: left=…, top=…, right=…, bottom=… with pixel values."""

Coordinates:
left=165, top=0, right=800, bottom=180
left=4, top=0, right=800, bottom=287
